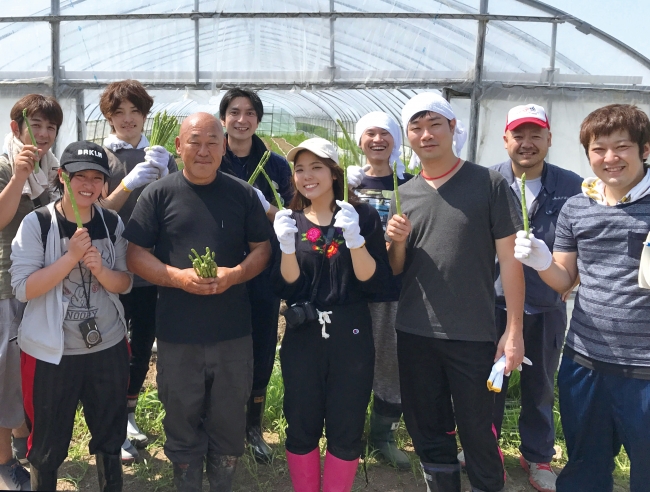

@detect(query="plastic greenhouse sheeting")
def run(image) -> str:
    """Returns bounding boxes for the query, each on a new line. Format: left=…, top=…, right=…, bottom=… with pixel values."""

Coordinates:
left=0, top=0, right=648, bottom=177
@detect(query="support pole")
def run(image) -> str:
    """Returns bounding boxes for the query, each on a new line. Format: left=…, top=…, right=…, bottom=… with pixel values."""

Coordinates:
left=328, top=0, right=336, bottom=84
left=50, top=0, right=60, bottom=100
left=75, top=90, right=85, bottom=142
left=548, top=21, right=558, bottom=85
left=467, top=0, right=488, bottom=163
left=193, top=0, right=199, bottom=85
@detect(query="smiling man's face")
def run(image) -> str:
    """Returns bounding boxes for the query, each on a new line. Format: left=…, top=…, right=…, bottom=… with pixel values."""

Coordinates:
left=220, top=96, right=259, bottom=143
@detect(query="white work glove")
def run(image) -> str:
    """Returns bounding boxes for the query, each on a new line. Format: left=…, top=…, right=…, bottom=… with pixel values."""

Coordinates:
left=334, top=200, right=365, bottom=250
left=254, top=187, right=271, bottom=213
left=487, top=354, right=533, bottom=393
left=145, top=145, right=170, bottom=178
left=122, top=161, right=160, bottom=191
left=514, top=230, right=553, bottom=271
left=639, top=233, right=650, bottom=288
left=273, top=209, right=298, bottom=255
left=346, top=165, right=365, bottom=189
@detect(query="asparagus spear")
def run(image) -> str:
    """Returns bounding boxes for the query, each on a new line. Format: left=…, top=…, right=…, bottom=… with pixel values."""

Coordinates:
left=259, top=167, right=284, bottom=210
left=22, top=109, right=40, bottom=173
left=248, top=151, right=270, bottom=185
left=392, top=161, right=402, bottom=216
left=520, top=172, right=529, bottom=234
left=189, top=247, right=218, bottom=278
left=61, top=172, right=84, bottom=229
left=336, top=119, right=362, bottom=203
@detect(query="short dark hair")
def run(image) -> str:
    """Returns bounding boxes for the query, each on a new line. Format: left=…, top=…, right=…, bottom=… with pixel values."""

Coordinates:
left=580, top=104, right=650, bottom=161
left=219, top=88, right=264, bottom=123
left=10, top=94, right=63, bottom=135
left=99, top=80, right=154, bottom=131
left=288, top=150, right=359, bottom=212
left=408, top=110, right=452, bottom=127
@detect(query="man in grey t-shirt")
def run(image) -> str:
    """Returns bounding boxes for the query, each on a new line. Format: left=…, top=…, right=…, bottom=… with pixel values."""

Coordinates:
left=386, top=93, right=524, bottom=492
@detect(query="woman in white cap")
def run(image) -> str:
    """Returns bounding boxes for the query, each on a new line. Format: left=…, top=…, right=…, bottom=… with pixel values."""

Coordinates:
left=351, top=112, right=413, bottom=469
left=271, top=137, right=391, bottom=491
left=10, top=141, right=132, bottom=491
left=386, top=92, right=525, bottom=492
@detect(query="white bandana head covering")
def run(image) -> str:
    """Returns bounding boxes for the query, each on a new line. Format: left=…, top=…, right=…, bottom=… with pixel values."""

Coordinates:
left=401, top=92, right=468, bottom=169
left=355, top=111, right=405, bottom=179
left=103, top=133, right=149, bottom=152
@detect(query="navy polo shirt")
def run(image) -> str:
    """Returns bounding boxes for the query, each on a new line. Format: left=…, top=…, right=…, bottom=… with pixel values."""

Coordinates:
left=492, top=161, right=583, bottom=314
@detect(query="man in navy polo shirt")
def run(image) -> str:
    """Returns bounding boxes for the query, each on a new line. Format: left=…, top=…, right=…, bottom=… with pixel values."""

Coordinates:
left=490, top=104, right=581, bottom=492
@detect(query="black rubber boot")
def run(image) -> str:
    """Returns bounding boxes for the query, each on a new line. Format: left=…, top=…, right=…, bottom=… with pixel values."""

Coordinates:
left=172, top=459, right=204, bottom=492
left=369, top=410, right=411, bottom=470
left=421, top=461, right=461, bottom=492
left=96, top=452, right=123, bottom=492
left=246, top=388, right=273, bottom=464
left=206, top=453, right=237, bottom=492
left=30, top=466, right=58, bottom=491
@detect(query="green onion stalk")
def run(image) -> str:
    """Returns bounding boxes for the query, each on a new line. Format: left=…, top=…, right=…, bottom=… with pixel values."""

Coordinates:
left=520, top=172, right=529, bottom=234
left=259, top=167, right=284, bottom=210
left=336, top=119, right=362, bottom=203
left=61, top=172, right=84, bottom=229
left=22, top=109, right=40, bottom=173
left=149, top=111, right=178, bottom=147
left=392, top=161, right=402, bottom=216
left=248, top=151, right=270, bottom=185
left=189, top=247, right=218, bottom=278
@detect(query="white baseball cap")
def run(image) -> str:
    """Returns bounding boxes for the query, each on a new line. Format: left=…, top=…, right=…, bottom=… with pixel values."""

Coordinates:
left=505, top=104, right=550, bottom=132
left=287, top=137, right=340, bottom=165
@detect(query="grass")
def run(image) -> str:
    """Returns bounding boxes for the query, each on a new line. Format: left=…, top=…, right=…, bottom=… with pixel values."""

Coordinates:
left=66, top=354, right=631, bottom=491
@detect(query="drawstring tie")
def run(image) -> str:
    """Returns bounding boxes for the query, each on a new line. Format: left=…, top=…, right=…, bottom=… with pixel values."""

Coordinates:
left=317, top=310, right=332, bottom=339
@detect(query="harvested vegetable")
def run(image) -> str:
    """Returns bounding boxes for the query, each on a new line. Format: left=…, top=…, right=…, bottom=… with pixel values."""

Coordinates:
left=259, top=167, right=284, bottom=210
left=336, top=119, right=361, bottom=203
left=189, top=247, right=218, bottom=278
left=520, top=172, right=529, bottom=233
left=248, top=151, right=270, bottom=185
left=392, top=161, right=402, bottom=216
left=22, top=109, right=40, bottom=173
left=149, top=111, right=178, bottom=147
left=61, top=172, right=84, bottom=229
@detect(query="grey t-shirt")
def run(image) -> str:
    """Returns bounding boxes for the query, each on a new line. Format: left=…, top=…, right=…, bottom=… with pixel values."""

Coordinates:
left=387, top=162, right=521, bottom=342
left=56, top=208, right=127, bottom=355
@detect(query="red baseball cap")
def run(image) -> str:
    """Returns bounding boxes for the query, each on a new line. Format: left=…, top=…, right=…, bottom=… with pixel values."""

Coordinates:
left=505, top=104, right=550, bottom=132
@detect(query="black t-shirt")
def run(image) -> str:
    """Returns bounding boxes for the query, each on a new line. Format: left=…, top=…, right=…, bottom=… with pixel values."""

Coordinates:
left=270, top=203, right=391, bottom=309
left=356, top=172, right=413, bottom=302
left=123, top=170, right=270, bottom=344
left=387, top=163, right=521, bottom=342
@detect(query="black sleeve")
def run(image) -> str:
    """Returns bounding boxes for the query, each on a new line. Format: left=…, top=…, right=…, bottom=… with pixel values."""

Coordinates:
left=356, top=204, right=391, bottom=294
left=122, top=184, right=160, bottom=248
left=490, top=174, right=522, bottom=239
left=244, top=183, right=272, bottom=244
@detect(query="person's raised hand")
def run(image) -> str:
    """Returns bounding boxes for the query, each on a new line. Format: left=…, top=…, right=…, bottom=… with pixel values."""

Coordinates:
left=346, top=165, right=365, bottom=188
left=13, top=145, right=39, bottom=181
left=254, top=187, right=271, bottom=213
left=274, top=209, right=298, bottom=255
left=68, top=228, right=92, bottom=262
left=514, top=231, right=553, bottom=271
left=334, top=200, right=365, bottom=249
left=145, top=145, right=171, bottom=178
left=122, top=161, right=160, bottom=191
left=386, top=214, right=411, bottom=243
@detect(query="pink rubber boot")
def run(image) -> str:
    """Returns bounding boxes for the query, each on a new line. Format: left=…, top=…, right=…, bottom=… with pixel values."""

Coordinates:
left=322, top=451, right=359, bottom=492
left=286, top=448, right=321, bottom=492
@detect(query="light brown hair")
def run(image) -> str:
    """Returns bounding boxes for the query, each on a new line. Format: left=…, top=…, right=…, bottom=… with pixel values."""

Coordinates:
left=99, top=80, right=154, bottom=131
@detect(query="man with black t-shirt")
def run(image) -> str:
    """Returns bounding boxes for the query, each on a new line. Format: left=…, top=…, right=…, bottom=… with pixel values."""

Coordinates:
left=219, top=88, right=293, bottom=463
left=386, top=93, right=524, bottom=492
left=124, top=113, right=271, bottom=492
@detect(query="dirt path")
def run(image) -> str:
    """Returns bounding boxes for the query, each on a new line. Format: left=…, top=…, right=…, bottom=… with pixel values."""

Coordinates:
left=272, top=137, right=294, bottom=156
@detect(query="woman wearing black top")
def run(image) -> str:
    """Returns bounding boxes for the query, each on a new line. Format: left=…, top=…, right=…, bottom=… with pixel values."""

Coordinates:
left=271, top=138, right=390, bottom=492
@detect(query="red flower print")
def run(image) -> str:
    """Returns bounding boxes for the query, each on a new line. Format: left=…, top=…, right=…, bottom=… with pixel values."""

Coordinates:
left=326, top=242, right=339, bottom=258
left=312, top=244, right=320, bottom=251
left=305, top=227, right=322, bottom=243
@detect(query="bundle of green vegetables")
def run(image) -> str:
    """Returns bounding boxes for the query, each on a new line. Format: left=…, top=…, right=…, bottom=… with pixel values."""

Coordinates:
left=22, top=109, right=40, bottom=173
left=189, top=247, right=218, bottom=278
left=149, top=111, right=178, bottom=147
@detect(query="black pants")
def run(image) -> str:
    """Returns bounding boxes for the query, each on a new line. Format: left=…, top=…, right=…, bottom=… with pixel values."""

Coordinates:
left=21, top=339, right=129, bottom=471
left=120, top=285, right=158, bottom=399
left=247, top=269, right=280, bottom=391
left=397, top=331, right=504, bottom=492
left=280, top=302, right=374, bottom=461
left=493, top=307, right=565, bottom=463
left=157, top=337, right=253, bottom=463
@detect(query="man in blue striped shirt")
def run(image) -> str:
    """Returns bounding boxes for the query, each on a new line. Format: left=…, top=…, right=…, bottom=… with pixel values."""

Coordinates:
left=514, top=104, right=650, bottom=492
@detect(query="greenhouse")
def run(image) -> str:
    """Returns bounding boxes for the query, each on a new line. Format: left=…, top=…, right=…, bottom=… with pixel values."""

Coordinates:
left=0, top=2, right=646, bottom=491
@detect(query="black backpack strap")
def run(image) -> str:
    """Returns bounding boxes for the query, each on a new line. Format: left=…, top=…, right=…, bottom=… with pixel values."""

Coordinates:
left=34, top=206, right=52, bottom=253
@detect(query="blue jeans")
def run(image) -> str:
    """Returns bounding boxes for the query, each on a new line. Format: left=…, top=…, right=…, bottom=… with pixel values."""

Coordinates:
left=557, top=356, right=650, bottom=492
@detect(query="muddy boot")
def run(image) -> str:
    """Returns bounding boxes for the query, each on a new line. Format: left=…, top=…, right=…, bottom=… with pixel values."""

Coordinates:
left=29, top=466, right=57, bottom=491
left=96, top=452, right=123, bottom=492
left=246, top=389, right=273, bottom=463
left=172, top=459, right=203, bottom=492
left=421, top=461, right=461, bottom=492
left=206, top=453, right=237, bottom=492
left=369, top=410, right=411, bottom=470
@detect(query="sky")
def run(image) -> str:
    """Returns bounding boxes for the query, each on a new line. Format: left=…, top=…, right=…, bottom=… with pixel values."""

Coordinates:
left=543, top=0, right=649, bottom=58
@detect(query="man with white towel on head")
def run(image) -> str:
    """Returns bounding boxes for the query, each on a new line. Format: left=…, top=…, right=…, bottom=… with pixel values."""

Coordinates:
left=385, top=92, right=525, bottom=492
